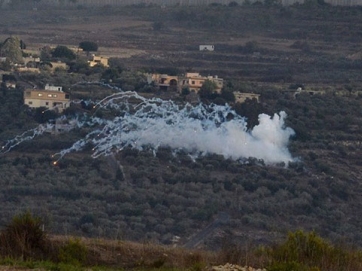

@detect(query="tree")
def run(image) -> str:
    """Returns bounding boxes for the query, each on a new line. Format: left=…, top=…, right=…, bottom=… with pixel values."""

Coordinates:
left=264, top=0, right=281, bottom=7
left=52, top=45, right=76, bottom=60
left=221, top=88, right=235, bottom=103
left=0, top=58, right=12, bottom=71
left=0, top=212, right=48, bottom=259
left=34, top=107, right=59, bottom=123
left=39, top=46, right=52, bottom=62
left=228, top=1, right=239, bottom=6
left=79, top=41, right=98, bottom=54
left=199, top=80, right=218, bottom=100
left=101, top=68, right=121, bottom=82
left=181, top=87, right=191, bottom=96
left=68, top=59, right=91, bottom=74
left=20, top=39, right=26, bottom=50
left=1, top=36, right=23, bottom=63
left=234, top=98, right=264, bottom=129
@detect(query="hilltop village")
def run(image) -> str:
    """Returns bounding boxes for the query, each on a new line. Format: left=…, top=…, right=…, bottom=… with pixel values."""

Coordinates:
left=0, top=36, right=263, bottom=115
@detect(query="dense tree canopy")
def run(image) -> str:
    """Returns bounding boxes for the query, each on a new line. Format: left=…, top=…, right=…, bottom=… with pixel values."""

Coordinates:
left=79, top=41, right=98, bottom=53
left=199, top=80, right=218, bottom=99
left=52, top=45, right=76, bottom=60
left=1, top=36, right=23, bottom=63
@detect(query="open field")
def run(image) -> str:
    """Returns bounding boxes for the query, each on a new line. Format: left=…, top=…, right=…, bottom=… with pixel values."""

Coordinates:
left=2, top=4, right=362, bottom=89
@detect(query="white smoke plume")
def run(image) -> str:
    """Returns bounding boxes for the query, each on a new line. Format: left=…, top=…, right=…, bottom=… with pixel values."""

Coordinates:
left=1, top=91, right=295, bottom=165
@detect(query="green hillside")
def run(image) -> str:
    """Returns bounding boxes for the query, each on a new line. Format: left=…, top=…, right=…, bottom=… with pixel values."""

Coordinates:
left=1, top=1, right=362, bottom=257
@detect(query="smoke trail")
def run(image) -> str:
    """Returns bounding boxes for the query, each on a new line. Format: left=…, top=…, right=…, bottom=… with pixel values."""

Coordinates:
left=1, top=91, right=295, bottom=165
left=1, top=123, right=55, bottom=154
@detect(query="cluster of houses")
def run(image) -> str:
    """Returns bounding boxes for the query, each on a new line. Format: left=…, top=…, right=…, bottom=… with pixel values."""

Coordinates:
left=1, top=42, right=259, bottom=113
left=21, top=72, right=225, bottom=114
left=0, top=42, right=110, bottom=74
left=147, top=72, right=260, bottom=103
left=1, top=45, right=109, bottom=113
left=16, top=53, right=109, bottom=74
left=16, top=71, right=260, bottom=114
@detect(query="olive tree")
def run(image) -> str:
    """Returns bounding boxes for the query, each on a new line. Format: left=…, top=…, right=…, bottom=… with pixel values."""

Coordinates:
left=52, top=45, right=76, bottom=60
left=79, top=41, right=98, bottom=55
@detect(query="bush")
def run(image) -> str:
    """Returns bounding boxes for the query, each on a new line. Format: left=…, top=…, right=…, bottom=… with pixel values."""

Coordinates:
left=267, top=230, right=362, bottom=271
left=58, top=238, right=88, bottom=266
left=0, top=211, right=48, bottom=260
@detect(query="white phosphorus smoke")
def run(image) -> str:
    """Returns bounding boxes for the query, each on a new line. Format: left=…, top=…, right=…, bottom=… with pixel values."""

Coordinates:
left=1, top=91, right=295, bottom=165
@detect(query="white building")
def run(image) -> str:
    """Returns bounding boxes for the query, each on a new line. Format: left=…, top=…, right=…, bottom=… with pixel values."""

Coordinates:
left=199, top=45, right=215, bottom=51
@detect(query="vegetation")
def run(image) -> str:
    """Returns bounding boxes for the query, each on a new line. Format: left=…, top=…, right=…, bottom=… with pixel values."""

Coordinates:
left=79, top=41, right=98, bottom=54
left=0, top=212, right=48, bottom=260
left=0, top=36, right=23, bottom=63
left=1, top=1, right=362, bottom=262
left=1, top=82, right=362, bottom=249
left=1, top=213, right=362, bottom=270
left=52, top=45, right=76, bottom=60
left=266, top=230, right=362, bottom=271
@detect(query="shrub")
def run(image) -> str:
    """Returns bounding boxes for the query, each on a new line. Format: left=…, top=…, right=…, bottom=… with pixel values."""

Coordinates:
left=267, top=230, right=362, bottom=271
left=0, top=211, right=48, bottom=260
left=58, top=238, right=88, bottom=266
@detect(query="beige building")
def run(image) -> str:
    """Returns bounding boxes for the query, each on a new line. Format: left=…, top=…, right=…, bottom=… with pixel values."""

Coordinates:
left=180, top=73, right=223, bottom=93
left=147, top=73, right=179, bottom=90
left=49, top=61, right=68, bottom=71
left=233, top=92, right=260, bottom=103
left=88, top=54, right=109, bottom=67
left=146, top=72, right=224, bottom=93
left=24, top=86, right=70, bottom=113
left=16, top=67, right=40, bottom=73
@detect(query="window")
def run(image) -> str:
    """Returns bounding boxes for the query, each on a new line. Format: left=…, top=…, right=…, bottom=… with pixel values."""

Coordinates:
left=65, top=94, right=70, bottom=99
left=52, top=94, right=57, bottom=98
left=38, top=93, right=43, bottom=97
left=25, top=92, right=31, bottom=97
left=192, top=81, right=195, bottom=85
left=45, top=102, right=49, bottom=106
left=48, top=94, right=52, bottom=97
left=28, top=101, right=32, bottom=105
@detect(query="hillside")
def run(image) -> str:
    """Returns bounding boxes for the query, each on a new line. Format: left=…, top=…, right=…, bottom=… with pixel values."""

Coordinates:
left=1, top=2, right=362, bottom=252
left=1, top=214, right=362, bottom=271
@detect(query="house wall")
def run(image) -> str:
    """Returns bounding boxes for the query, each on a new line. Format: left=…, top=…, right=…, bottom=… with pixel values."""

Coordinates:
left=234, top=92, right=260, bottom=103
left=17, top=67, right=40, bottom=73
left=49, top=62, right=68, bottom=71
left=45, top=84, right=63, bottom=92
left=181, top=73, right=223, bottom=92
left=89, top=56, right=109, bottom=67
left=24, top=89, right=70, bottom=112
